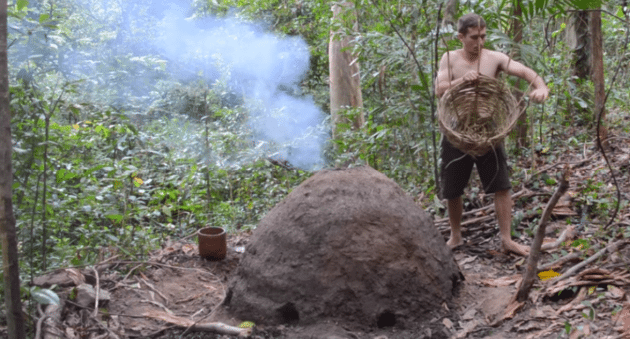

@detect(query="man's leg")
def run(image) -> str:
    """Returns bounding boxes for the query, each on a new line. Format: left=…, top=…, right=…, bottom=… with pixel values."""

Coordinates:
left=447, top=196, right=464, bottom=248
left=495, top=189, right=529, bottom=255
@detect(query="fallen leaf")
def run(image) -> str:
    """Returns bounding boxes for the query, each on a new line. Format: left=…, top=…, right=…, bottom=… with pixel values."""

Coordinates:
left=583, top=323, right=591, bottom=335
left=538, top=270, right=561, bottom=281
left=462, top=309, right=477, bottom=320
left=459, top=256, right=477, bottom=265
left=443, top=318, right=454, bottom=330
left=454, top=320, right=480, bottom=338
left=607, top=285, right=625, bottom=299
left=182, top=243, right=196, bottom=255
left=481, top=275, right=521, bottom=287
left=503, top=300, right=524, bottom=320
left=569, top=329, right=582, bottom=339
left=556, top=287, right=587, bottom=315
left=530, top=305, right=558, bottom=320
left=515, top=320, right=542, bottom=332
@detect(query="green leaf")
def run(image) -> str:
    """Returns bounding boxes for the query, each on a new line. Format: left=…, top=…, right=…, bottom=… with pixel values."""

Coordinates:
left=31, top=288, right=60, bottom=305
left=105, top=234, right=119, bottom=242
left=56, top=169, right=67, bottom=183
left=17, top=0, right=28, bottom=11
left=39, top=14, right=49, bottom=23
left=106, top=214, right=123, bottom=223
left=569, top=0, right=601, bottom=9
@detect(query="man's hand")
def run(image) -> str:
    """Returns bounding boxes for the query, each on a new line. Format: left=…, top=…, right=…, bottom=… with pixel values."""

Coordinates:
left=528, top=87, right=549, bottom=103
left=462, top=70, right=480, bottom=82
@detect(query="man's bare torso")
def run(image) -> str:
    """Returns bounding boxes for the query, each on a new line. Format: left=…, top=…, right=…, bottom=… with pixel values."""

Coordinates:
left=442, top=49, right=506, bottom=81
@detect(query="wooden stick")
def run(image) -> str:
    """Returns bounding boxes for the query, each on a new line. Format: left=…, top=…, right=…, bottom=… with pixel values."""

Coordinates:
left=549, top=239, right=628, bottom=284
left=92, top=267, right=100, bottom=318
left=537, top=252, right=582, bottom=272
left=540, top=226, right=576, bottom=251
left=139, top=277, right=170, bottom=303
left=35, top=309, right=49, bottom=339
left=143, top=310, right=251, bottom=337
left=516, top=166, right=571, bottom=302
left=43, top=303, right=63, bottom=339
left=435, top=189, right=529, bottom=224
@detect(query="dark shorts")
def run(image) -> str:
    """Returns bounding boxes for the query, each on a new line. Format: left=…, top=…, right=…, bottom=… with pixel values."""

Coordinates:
left=439, top=136, right=511, bottom=200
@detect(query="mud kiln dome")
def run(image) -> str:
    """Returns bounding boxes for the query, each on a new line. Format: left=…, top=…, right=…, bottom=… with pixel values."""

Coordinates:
left=225, top=166, right=463, bottom=327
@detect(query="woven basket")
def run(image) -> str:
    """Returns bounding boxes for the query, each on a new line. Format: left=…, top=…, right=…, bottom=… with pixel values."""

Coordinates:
left=438, top=74, right=520, bottom=157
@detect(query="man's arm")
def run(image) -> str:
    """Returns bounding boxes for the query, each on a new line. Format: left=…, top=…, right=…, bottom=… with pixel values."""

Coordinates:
left=436, top=52, right=469, bottom=98
left=499, top=53, right=549, bottom=103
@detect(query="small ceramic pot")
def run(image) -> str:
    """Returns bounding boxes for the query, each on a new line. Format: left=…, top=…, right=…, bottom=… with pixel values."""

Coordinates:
left=197, top=227, right=226, bottom=260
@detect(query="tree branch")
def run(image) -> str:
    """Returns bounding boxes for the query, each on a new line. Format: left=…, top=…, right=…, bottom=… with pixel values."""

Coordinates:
left=516, top=166, right=571, bottom=302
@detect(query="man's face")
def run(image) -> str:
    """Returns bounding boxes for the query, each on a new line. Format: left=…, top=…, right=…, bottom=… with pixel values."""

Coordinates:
left=458, top=26, right=486, bottom=55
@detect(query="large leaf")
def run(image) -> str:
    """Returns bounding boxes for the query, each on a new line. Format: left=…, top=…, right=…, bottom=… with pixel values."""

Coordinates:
left=17, top=0, right=28, bottom=11
left=31, top=288, right=60, bottom=306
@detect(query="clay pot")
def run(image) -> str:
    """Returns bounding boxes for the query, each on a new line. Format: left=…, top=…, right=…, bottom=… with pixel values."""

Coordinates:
left=197, top=227, right=226, bottom=260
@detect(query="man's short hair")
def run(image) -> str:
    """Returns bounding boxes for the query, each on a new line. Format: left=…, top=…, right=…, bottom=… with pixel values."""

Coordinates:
left=458, top=13, right=486, bottom=35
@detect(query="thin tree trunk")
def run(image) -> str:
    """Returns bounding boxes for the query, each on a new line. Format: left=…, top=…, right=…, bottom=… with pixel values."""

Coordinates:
left=510, top=1, right=528, bottom=148
left=441, top=0, right=458, bottom=30
left=0, top=0, right=27, bottom=337
left=567, top=10, right=591, bottom=123
left=590, top=9, right=606, bottom=145
left=569, top=11, right=591, bottom=80
left=329, top=1, right=364, bottom=139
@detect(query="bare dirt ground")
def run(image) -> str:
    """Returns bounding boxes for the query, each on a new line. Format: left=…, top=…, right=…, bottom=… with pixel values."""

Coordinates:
left=26, top=130, right=630, bottom=339
left=31, top=227, right=630, bottom=339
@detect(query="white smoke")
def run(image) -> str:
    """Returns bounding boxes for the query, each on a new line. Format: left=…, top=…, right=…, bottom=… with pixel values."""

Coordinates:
left=154, top=4, right=327, bottom=170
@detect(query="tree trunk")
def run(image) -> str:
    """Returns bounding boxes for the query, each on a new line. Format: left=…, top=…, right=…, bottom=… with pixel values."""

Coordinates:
left=568, top=11, right=591, bottom=80
left=329, top=1, right=364, bottom=139
left=441, top=0, right=458, bottom=31
left=566, top=10, right=591, bottom=123
left=509, top=1, right=528, bottom=148
left=0, top=1, right=27, bottom=338
left=590, top=9, right=606, bottom=145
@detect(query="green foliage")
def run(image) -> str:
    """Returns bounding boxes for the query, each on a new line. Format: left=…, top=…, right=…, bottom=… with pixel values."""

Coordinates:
left=571, top=238, right=591, bottom=250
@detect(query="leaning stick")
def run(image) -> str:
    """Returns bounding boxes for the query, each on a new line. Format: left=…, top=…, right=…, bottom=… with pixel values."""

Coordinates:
left=516, top=165, right=571, bottom=302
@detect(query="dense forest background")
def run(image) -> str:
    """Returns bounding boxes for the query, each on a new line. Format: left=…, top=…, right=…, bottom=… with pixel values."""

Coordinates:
left=2, top=0, right=629, bottom=333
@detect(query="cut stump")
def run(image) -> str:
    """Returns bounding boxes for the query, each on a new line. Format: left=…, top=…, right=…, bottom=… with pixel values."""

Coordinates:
left=225, top=166, right=463, bottom=327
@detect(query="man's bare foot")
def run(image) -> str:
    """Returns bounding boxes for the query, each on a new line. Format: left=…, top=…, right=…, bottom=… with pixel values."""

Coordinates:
left=501, top=240, right=530, bottom=256
left=447, top=236, right=464, bottom=249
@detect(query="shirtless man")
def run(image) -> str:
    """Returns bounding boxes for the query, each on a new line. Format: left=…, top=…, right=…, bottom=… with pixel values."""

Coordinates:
left=435, top=13, right=549, bottom=256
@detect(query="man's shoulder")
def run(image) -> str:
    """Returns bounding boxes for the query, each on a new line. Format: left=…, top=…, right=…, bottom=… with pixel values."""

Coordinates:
left=440, top=49, right=463, bottom=60
left=483, top=49, right=510, bottom=61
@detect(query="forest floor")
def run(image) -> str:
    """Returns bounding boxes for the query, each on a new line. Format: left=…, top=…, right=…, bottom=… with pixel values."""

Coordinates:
left=26, top=127, right=630, bottom=339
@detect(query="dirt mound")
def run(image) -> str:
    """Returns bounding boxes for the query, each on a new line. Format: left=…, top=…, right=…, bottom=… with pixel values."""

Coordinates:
left=225, top=166, right=463, bottom=328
